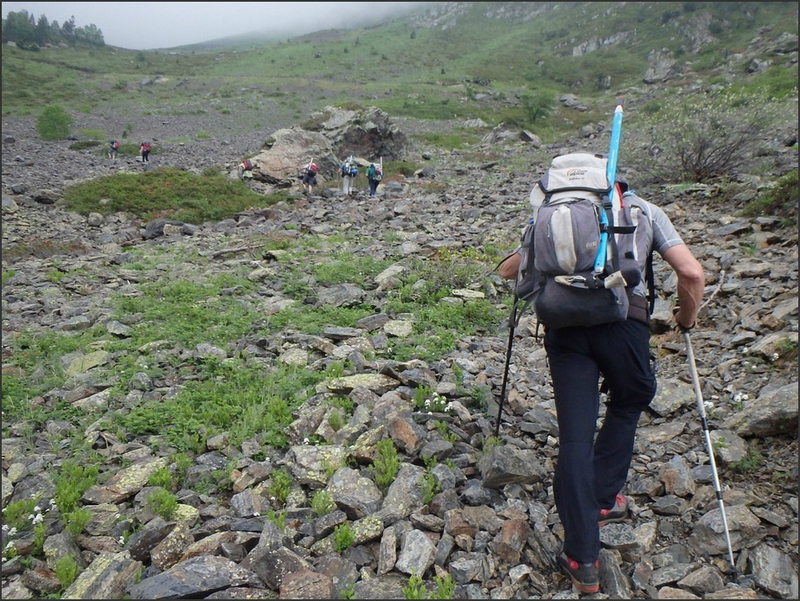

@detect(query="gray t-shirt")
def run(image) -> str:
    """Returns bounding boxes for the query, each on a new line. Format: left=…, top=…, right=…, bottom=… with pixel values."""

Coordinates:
left=624, top=192, right=685, bottom=299
left=641, top=196, right=684, bottom=256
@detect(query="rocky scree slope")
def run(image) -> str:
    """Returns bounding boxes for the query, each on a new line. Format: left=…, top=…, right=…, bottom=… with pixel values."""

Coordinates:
left=1, top=115, right=798, bottom=599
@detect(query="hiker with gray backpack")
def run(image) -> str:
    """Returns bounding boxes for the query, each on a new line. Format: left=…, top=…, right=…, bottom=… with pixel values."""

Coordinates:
left=340, top=156, right=358, bottom=196
left=498, top=103, right=705, bottom=595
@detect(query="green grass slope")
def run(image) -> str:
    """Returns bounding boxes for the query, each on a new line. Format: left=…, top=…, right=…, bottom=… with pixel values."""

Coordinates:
left=3, top=1, right=796, bottom=139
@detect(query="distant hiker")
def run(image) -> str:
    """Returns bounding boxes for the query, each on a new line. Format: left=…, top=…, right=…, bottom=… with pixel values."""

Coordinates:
left=140, top=141, right=151, bottom=162
left=108, top=140, right=119, bottom=159
left=239, top=159, right=255, bottom=179
left=366, top=162, right=382, bottom=197
left=500, top=154, right=705, bottom=595
left=302, top=161, right=319, bottom=195
left=340, top=156, right=358, bottom=196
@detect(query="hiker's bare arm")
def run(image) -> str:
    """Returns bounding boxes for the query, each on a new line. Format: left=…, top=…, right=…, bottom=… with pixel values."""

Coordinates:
left=662, top=244, right=704, bottom=329
left=499, top=252, right=521, bottom=279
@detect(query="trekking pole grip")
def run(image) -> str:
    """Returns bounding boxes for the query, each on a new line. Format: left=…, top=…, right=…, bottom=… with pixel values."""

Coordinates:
left=672, top=306, right=695, bottom=331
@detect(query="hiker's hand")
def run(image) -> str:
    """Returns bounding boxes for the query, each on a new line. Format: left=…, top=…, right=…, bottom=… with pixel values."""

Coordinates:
left=672, top=306, right=695, bottom=332
left=498, top=252, right=521, bottom=280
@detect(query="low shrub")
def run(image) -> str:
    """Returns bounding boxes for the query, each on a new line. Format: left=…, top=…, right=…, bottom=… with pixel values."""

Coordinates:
left=36, top=104, right=74, bottom=140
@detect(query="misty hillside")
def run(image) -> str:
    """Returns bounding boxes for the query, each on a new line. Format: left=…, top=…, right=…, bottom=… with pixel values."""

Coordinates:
left=2, top=1, right=797, bottom=144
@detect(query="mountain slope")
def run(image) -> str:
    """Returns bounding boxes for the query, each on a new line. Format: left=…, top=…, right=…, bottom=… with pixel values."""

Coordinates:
left=2, top=1, right=796, bottom=142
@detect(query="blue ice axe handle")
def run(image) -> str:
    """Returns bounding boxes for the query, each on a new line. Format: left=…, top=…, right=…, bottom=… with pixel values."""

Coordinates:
left=593, top=100, right=624, bottom=276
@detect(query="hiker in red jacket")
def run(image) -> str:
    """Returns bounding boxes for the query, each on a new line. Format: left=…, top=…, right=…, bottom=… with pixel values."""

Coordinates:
left=140, top=141, right=151, bottom=162
left=302, top=162, right=319, bottom=195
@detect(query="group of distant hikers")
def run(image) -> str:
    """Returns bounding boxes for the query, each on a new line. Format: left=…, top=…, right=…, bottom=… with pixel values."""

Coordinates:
left=107, top=140, right=151, bottom=162
left=106, top=142, right=385, bottom=197
left=238, top=154, right=384, bottom=198
left=340, top=156, right=383, bottom=197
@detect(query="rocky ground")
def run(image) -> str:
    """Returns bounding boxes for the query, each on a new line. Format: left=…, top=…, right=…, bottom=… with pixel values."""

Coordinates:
left=2, top=110, right=798, bottom=600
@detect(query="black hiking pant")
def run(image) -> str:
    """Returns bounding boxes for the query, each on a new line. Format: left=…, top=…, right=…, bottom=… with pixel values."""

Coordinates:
left=543, top=319, right=656, bottom=564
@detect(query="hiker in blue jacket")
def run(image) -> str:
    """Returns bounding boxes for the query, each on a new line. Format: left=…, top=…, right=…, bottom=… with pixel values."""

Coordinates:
left=366, top=162, right=381, bottom=196
left=501, top=180, right=705, bottom=595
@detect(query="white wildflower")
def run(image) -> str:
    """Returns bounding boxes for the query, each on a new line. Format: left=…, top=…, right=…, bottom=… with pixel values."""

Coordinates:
left=770, top=352, right=779, bottom=362
left=31, top=513, right=44, bottom=525
left=303, top=437, right=309, bottom=445
left=1, top=524, right=8, bottom=532
left=118, top=536, right=125, bottom=546
left=253, top=512, right=260, bottom=517
left=741, top=347, right=749, bottom=354
left=703, top=400, right=714, bottom=411
left=7, top=527, right=17, bottom=537
left=33, top=506, right=41, bottom=513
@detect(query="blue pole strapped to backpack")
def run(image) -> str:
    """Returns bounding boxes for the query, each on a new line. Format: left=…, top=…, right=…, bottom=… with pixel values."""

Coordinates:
left=593, top=98, right=624, bottom=276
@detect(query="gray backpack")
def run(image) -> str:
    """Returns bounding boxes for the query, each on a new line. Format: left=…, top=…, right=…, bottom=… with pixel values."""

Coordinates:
left=514, top=153, right=654, bottom=329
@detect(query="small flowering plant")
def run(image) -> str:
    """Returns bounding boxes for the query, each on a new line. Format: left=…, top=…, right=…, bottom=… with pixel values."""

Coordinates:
left=425, top=392, right=449, bottom=413
left=2, top=498, right=50, bottom=562
left=413, top=386, right=449, bottom=413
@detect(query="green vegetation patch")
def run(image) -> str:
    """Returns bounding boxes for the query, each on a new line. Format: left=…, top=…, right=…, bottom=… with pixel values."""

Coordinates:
left=2, top=327, right=105, bottom=426
left=740, top=169, right=798, bottom=224
left=112, top=275, right=259, bottom=349
left=117, top=359, right=319, bottom=451
left=36, top=104, right=74, bottom=140
left=62, top=167, right=272, bottom=223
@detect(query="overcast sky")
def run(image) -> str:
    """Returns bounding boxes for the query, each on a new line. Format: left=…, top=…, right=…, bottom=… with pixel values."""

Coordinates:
left=2, top=2, right=425, bottom=50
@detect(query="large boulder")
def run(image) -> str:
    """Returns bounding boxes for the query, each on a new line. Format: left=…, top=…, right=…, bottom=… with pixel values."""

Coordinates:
left=243, top=106, right=406, bottom=188
left=303, top=105, right=407, bottom=162
left=249, top=127, right=336, bottom=184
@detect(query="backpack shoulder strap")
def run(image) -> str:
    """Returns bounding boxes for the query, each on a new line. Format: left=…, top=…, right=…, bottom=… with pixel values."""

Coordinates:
left=645, top=252, right=655, bottom=315
left=623, top=192, right=656, bottom=313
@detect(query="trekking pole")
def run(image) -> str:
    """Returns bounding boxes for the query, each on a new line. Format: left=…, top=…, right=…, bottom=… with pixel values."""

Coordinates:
left=593, top=96, right=624, bottom=276
left=684, top=330, right=738, bottom=578
left=494, top=297, right=519, bottom=438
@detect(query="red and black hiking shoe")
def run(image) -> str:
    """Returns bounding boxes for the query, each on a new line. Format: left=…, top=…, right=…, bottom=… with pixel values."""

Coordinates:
left=557, top=552, right=600, bottom=594
left=598, top=493, right=629, bottom=526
